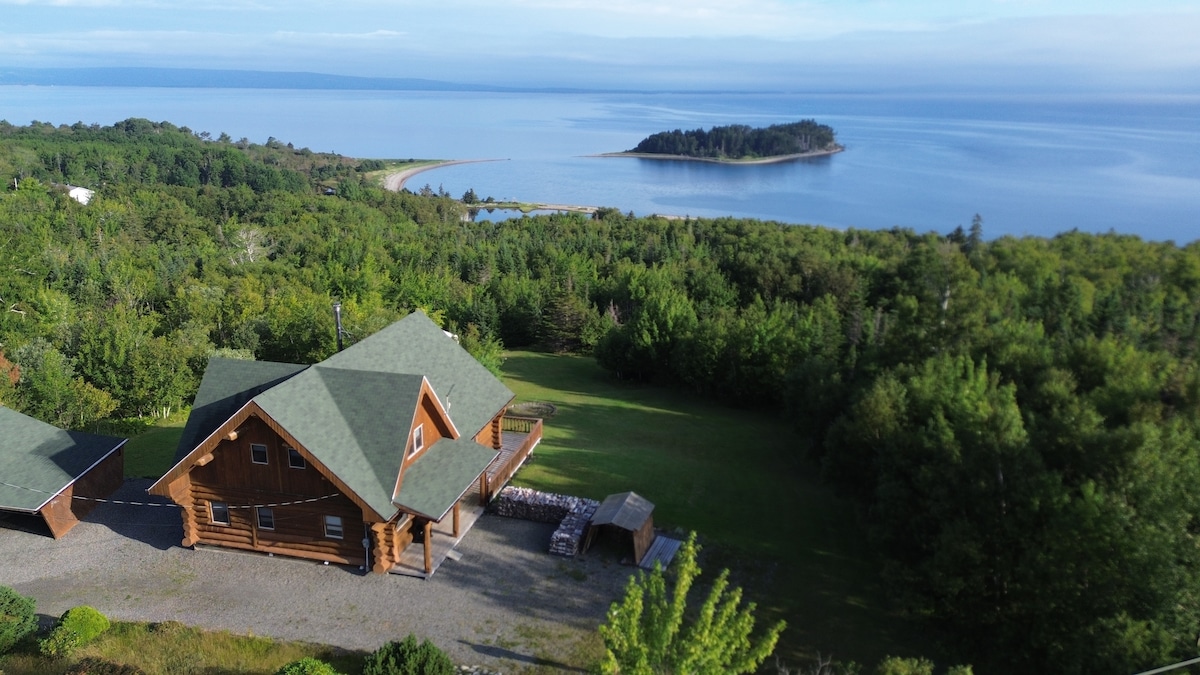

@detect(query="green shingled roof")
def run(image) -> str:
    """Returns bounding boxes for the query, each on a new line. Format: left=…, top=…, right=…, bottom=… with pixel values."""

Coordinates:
left=0, top=406, right=126, bottom=512
left=174, top=357, right=307, bottom=464
left=393, top=438, right=498, bottom=520
left=162, top=312, right=508, bottom=522
left=254, top=366, right=425, bottom=519
left=319, top=311, right=514, bottom=438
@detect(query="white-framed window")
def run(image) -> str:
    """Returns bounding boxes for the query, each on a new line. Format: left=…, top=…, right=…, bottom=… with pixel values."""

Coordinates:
left=287, top=446, right=306, bottom=469
left=210, top=501, right=230, bottom=526
left=256, top=507, right=275, bottom=530
left=250, top=443, right=268, bottom=465
left=410, top=424, right=424, bottom=458
left=324, top=515, right=344, bottom=539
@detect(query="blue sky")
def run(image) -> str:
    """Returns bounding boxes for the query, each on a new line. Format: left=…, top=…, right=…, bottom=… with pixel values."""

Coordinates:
left=2, top=0, right=1198, bottom=91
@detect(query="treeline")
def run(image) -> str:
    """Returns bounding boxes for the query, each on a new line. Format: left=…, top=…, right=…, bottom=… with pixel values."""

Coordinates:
left=0, top=118, right=370, bottom=193
left=3, top=121, right=1200, bottom=673
left=628, top=120, right=838, bottom=159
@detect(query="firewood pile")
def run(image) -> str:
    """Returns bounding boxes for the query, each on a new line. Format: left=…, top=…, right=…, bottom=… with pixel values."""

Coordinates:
left=491, top=486, right=599, bottom=557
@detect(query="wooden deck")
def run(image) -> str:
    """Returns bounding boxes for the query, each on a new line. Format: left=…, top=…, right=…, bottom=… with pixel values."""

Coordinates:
left=392, top=425, right=539, bottom=579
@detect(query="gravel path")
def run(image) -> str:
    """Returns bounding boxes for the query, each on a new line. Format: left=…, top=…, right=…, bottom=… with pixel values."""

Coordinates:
left=0, top=480, right=635, bottom=672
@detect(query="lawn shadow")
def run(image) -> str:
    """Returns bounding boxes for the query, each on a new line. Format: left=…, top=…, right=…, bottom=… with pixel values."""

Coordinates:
left=459, top=641, right=589, bottom=672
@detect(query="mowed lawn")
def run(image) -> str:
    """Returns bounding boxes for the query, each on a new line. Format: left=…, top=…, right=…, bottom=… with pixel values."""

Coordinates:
left=501, top=351, right=930, bottom=667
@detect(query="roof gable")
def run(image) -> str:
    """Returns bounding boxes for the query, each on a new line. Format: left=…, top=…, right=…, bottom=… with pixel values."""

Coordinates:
left=0, top=406, right=127, bottom=512
left=254, top=366, right=429, bottom=518
left=318, top=311, right=514, bottom=438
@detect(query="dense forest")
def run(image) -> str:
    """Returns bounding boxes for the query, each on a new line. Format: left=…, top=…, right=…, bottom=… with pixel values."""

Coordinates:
left=3, top=119, right=1200, bottom=674
left=628, top=120, right=839, bottom=159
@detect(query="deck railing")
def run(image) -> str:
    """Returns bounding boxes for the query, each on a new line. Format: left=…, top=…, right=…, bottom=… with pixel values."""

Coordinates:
left=502, top=415, right=540, bottom=435
left=483, top=416, right=543, bottom=502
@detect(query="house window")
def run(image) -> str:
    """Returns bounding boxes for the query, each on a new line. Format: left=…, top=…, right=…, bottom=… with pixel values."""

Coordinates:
left=324, top=515, right=344, bottom=539
left=210, top=501, right=230, bottom=526
left=256, top=507, right=275, bottom=530
left=410, top=424, right=424, bottom=458
left=251, top=443, right=268, bottom=465
left=287, top=447, right=306, bottom=469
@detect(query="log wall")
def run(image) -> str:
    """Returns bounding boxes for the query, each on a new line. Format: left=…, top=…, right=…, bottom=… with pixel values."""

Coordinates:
left=39, top=444, right=125, bottom=539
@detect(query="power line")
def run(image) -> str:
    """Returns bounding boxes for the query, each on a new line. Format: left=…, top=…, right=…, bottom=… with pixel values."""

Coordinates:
left=0, top=480, right=342, bottom=510
left=1133, top=656, right=1200, bottom=675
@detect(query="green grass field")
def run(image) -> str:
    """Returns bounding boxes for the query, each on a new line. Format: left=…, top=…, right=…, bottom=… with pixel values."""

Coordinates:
left=501, top=351, right=930, bottom=667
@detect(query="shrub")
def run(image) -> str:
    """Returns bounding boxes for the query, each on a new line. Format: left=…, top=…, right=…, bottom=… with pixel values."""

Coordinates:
left=362, top=635, right=455, bottom=675
left=275, top=657, right=342, bottom=675
left=64, top=657, right=148, bottom=675
left=0, top=585, right=37, bottom=654
left=39, top=605, right=110, bottom=657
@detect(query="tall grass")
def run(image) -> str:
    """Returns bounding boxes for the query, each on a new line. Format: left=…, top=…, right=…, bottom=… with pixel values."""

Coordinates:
left=0, top=621, right=365, bottom=675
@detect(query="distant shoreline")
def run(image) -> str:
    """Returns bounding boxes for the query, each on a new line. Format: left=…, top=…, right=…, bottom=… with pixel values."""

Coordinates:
left=383, top=158, right=505, bottom=191
left=592, top=145, right=844, bottom=164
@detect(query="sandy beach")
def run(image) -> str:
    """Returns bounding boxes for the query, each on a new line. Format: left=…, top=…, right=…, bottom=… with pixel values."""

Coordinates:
left=383, top=158, right=505, bottom=192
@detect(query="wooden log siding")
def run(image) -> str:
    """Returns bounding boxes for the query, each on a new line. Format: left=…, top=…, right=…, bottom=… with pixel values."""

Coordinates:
left=180, top=415, right=374, bottom=566
left=188, top=483, right=367, bottom=565
left=39, top=444, right=125, bottom=539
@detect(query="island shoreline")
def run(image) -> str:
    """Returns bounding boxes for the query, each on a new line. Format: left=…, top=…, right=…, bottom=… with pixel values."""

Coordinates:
left=590, top=145, right=843, bottom=164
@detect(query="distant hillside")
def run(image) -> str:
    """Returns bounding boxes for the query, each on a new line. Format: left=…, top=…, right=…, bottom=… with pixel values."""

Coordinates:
left=627, top=119, right=839, bottom=160
left=0, top=67, right=571, bottom=93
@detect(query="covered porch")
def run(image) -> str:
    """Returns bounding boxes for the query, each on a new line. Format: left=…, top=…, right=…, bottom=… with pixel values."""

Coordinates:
left=392, top=414, right=542, bottom=578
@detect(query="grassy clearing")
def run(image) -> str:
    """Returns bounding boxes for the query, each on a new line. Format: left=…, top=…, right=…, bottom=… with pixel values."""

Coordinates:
left=501, top=351, right=932, bottom=668
left=0, top=621, right=367, bottom=675
left=121, top=410, right=188, bottom=478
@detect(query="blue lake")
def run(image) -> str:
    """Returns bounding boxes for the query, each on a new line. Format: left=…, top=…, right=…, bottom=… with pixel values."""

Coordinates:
left=3, top=87, right=1198, bottom=242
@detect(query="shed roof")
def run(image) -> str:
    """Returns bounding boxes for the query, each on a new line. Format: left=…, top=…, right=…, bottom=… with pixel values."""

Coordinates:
left=591, top=491, right=654, bottom=531
left=320, top=311, right=514, bottom=438
left=393, top=438, right=498, bottom=520
left=0, top=406, right=127, bottom=512
left=254, top=366, right=427, bottom=519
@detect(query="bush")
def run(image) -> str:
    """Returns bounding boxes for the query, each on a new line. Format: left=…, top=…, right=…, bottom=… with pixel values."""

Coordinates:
left=362, top=635, right=455, bottom=675
left=39, top=605, right=110, bottom=657
left=276, top=657, right=342, bottom=675
left=0, top=585, right=37, bottom=654
left=64, top=657, right=148, bottom=675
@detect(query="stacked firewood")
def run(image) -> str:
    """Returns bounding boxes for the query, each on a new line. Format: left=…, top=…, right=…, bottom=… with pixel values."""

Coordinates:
left=549, top=498, right=599, bottom=557
left=491, top=486, right=599, bottom=557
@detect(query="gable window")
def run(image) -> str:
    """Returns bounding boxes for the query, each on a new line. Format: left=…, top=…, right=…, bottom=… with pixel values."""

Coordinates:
left=287, top=446, right=306, bottom=469
left=410, top=424, right=424, bottom=459
left=251, top=443, right=268, bottom=465
left=324, top=515, right=344, bottom=539
left=256, top=507, right=275, bottom=530
left=210, top=501, right=230, bottom=526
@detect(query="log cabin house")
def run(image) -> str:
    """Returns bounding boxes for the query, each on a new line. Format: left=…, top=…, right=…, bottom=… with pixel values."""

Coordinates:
left=148, top=311, right=542, bottom=575
left=0, top=406, right=126, bottom=538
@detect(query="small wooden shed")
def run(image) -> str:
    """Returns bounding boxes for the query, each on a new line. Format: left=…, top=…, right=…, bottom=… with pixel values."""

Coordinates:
left=585, top=491, right=655, bottom=565
left=0, top=407, right=127, bottom=538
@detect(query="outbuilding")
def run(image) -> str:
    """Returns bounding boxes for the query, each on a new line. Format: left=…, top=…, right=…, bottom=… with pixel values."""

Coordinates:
left=584, top=491, right=655, bottom=566
left=0, top=406, right=127, bottom=538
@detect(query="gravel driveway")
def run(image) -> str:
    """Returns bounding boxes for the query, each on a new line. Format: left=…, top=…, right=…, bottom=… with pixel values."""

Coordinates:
left=0, top=480, right=635, bottom=672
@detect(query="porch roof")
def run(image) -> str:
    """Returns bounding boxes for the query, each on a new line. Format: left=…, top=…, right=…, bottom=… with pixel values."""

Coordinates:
left=394, top=438, right=498, bottom=521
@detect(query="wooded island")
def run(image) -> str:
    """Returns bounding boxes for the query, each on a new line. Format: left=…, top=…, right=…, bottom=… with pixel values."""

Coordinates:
left=617, top=119, right=841, bottom=162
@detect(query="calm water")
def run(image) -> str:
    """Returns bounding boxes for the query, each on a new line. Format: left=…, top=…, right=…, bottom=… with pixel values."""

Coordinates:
left=3, top=87, right=1198, bottom=241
